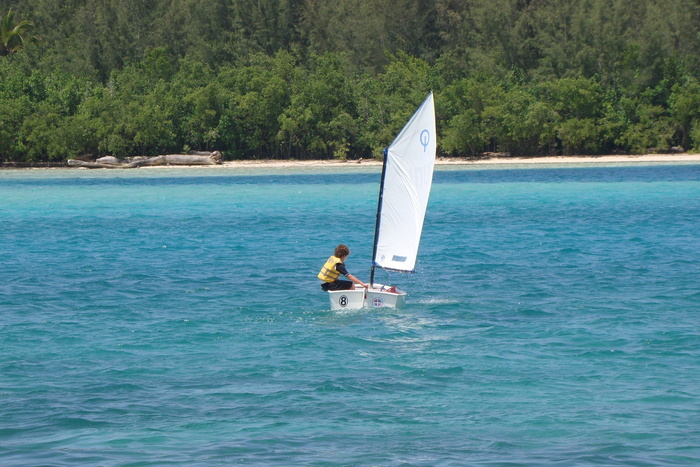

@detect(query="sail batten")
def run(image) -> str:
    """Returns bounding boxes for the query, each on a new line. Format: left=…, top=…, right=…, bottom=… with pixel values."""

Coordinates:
left=371, top=92, right=436, bottom=275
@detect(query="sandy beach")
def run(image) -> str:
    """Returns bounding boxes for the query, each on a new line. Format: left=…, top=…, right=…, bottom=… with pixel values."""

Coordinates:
left=4, top=153, right=700, bottom=171
left=206, top=153, right=700, bottom=169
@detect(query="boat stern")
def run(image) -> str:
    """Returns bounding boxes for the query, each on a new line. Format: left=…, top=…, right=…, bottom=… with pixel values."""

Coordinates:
left=327, top=288, right=366, bottom=310
left=365, top=284, right=406, bottom=309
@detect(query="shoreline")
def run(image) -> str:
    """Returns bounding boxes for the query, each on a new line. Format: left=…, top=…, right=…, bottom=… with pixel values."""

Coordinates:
left=3, top=153, right=700, bottom=170
left=215, top=153, right=700, bottom=168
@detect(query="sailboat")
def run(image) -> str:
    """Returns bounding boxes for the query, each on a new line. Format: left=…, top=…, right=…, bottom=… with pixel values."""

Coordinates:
left=328, top=92, right=437, bottom=310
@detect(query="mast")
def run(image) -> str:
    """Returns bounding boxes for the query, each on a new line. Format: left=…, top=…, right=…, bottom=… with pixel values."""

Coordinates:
left=369, top=148, right=389, bottom=287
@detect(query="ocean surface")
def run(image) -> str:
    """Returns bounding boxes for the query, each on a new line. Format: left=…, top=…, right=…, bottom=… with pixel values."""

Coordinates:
left=1, top=162, right=699, bottom=466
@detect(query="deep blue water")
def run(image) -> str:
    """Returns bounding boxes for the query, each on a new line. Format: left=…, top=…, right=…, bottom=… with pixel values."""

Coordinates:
left=1, top=163, right=699, bottom=465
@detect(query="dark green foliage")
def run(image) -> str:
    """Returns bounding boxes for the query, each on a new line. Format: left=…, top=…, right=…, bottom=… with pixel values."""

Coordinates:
left=2, top=0, right=700, bottom=162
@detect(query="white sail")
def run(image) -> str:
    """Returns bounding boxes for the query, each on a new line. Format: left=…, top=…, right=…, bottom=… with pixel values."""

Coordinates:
left=373, top=92, right=436, bottom=273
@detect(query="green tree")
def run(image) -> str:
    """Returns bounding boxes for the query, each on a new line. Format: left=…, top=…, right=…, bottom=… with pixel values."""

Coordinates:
left=300, top=0, right=440, bottom=71
left=441, top=77, right=503, bottom=156
left=0, top=52, right=31, bottom=161
left=484, top=84, right=558, bottom=156
left=277, top=52, right=358, bottom=159
left=537, top=77, right=608, bottom=154
left=217, top=51, right=296, bottom=159
left=229, top=0, right=302, bottom=56
left=615, top=94, right=674, bottom=153
left=0, top=89, right=32, bottom=161
left=669, top=79, right=700, bottom=150
left=4, top=0, right=700, bottom=162
left=355, top=51, right=433, bottom=156
left=1, top=9, right=41, bottom=56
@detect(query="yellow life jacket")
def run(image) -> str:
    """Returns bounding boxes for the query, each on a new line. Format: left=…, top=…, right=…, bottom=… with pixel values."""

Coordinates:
left=318, top=256, right=342, bottom=283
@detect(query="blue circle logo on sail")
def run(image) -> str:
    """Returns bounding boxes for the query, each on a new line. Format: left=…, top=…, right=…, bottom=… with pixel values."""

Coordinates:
left=420, top=129, right=430, bottom=152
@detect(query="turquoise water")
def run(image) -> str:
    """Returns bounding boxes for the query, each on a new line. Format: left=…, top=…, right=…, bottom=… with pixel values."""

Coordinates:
left=1, top=163, right=699, bottom=465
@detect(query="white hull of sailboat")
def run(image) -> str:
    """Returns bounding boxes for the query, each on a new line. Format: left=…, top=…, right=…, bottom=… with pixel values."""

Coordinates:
left=365, top=287, right=406, bottom=309
left=327, top=284, right=406, bottom=310
left=327, top=289, right=366, bottom=310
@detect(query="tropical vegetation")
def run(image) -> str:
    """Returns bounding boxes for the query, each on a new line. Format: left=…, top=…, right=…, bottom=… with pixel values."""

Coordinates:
left=2, top=0, right=700, bottom=163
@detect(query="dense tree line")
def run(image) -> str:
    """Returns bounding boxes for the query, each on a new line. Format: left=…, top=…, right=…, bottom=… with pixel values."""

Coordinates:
left=2, top=0, right=700, bottom=162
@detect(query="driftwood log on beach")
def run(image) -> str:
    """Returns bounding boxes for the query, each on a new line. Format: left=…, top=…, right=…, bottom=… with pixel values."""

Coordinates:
left=67, top=152, right=222, bottom=168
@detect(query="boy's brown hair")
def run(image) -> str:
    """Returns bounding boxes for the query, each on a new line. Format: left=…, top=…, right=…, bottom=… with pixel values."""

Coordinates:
left=334, top=244, right=350, bottom=258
